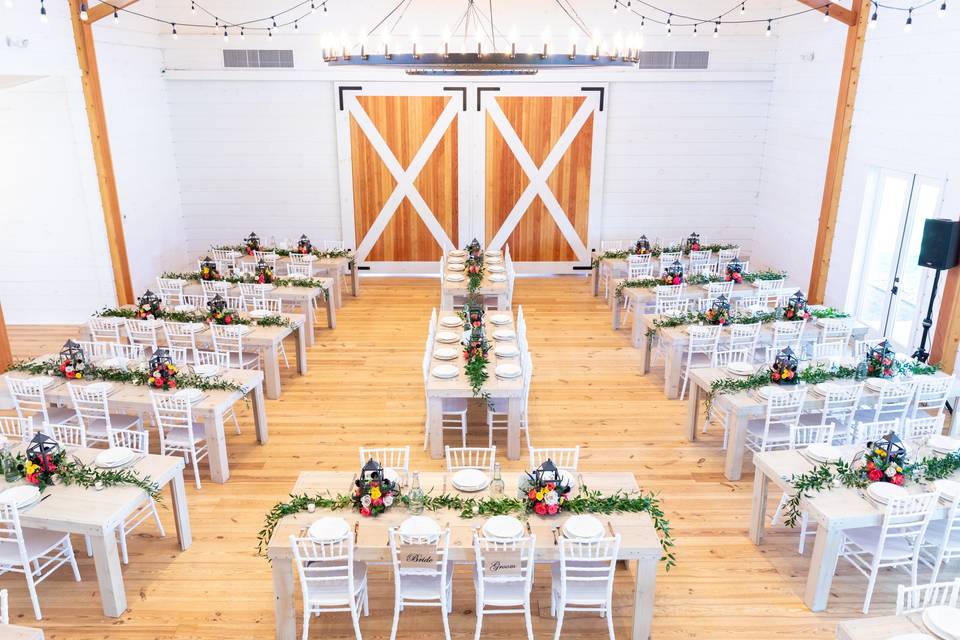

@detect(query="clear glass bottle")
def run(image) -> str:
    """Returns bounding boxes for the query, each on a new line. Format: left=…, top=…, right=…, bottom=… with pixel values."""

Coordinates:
left=2, top=453, right=20, bottom=483
left=408, top=471, right=424, bottom=515
left=490, top=463, right=505, bottom=497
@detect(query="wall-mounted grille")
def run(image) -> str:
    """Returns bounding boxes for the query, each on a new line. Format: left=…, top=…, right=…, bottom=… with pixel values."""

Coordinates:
left=637, top=51, right=709, bottom=70
left=223, top=49, right=294, bottom=68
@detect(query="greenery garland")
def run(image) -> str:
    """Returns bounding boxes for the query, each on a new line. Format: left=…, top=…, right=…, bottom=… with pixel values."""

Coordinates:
left=96, top=306, right=290, bottom=327
left=213, top=244, right=352, bottom=261
left=256, top=487, right=676, bottom=568
left=160, top=271, right=329, bottom=294
left=591, top=243, right=739, bottom=268
left=0, top=450, right=162, bottom=499
left=644, top=306, right=849, bottom=338
left=614, top=270, right=786, bottom=300
left=783, top=451, right=960, bottom=527
left=465, top=257, right=485, bottom=295
left=7, top=359, right=246, bottom=393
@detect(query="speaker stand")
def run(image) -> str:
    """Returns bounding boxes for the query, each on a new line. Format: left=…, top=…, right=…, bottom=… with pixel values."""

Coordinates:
left=912, top=267, right=943, bottom=363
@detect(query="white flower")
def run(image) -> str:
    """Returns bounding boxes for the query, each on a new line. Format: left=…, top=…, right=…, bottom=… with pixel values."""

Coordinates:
left=544, top=490, right=559, bottom=506
left=383, top=494, right=394, bottom=507
left=472, top=504, right=480, bottom=514
left=885, top=465, right=897, bottom=478
left=360, top=495, right=372, bottom=507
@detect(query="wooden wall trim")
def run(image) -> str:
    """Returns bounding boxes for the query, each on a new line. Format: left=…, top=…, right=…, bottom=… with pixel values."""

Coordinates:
left=88, top=0, right=140, bottom=23
left=794, top=0, right=857, bottom=26
left=0, top=303, right=11, bottom=371
left=69, top=0, right=135, bottom=305
left=930, top=267, right=960, bottom=373
left=807, top=0, right=872, bottom=303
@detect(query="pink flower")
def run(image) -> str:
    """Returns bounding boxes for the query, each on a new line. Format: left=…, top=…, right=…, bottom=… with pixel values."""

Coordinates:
left=360, top=506, right=371, bottom=517
left=547, top=504, right=559, bottom=515
left=534, top=502, right=547, bottom=516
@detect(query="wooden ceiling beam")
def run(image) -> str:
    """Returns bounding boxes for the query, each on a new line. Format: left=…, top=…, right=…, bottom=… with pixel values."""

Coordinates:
left=795, top=0, right=857, bottom=26
left=87, top=1, right=140, bottom=24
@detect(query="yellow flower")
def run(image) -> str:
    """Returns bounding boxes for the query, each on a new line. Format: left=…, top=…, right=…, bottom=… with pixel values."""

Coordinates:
left=24, top=461, right=39, bottom=475
left=75, top=373, right=83, bottom=379
left=148, top=377, right=155, bottom=384
left=370, top=487, right=381, bottom=500
left=536, top=490, right=544, bottom=501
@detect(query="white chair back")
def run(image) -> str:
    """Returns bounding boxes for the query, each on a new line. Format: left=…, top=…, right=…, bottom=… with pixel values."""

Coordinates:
left=109, top=428, right=149, bottom=453
left=753, top=387, right=806, bottom=452
left=164, top=322, right=200, bottom=357
left=851, top=419, right=901, bottom=446
left=286, top=262, right=312, bottom=278
left=151, top=392, right=196, bottom=447
left=728, top=322, right=761, bottom=354
left=75, top=340, right=114, bottom=360
left=445, top=446, right=496, bottom=472
left=88, top=317, right=123, bottom=342
left=711, top=348, right=751, bottom=368
left=902, top=414, right=945, bottom=440
left=688, top=325, right=722, bottom=356
left=658, top=252, right=682, bottom=271
left=290, top=535, right=358, bottom=608
left=812, top=341, right=845, bottom=359
left=896, top=579, right=960, bottom=615
left=705, top=281, right=734, bottom=298
left=52, top=423, right=86, bottom=448
left=7, top=378, right=56, bottom=426
left=0, top=504, right=29, bottom=570
left=473, top=532, right=536, bottom=604
left=210, top=325, right=253, bottom=369
left=194, top=350, right=231, bottom=369
left=358, top=446, right=410, bottom=473
left=872, top=381, right=916, bottom=422
left=0, top=587, right=6, bottom=625
left=755, top=278, right=785, bottom=292
left=323, top=240, right=345, bottom=251
left=789, top=423, right=836, bottom=449
left=238, top=283, right=272, bottom=308
left=735, top=295, right=766, bottom=313
left=249, top=297, right=283, bottom=315
left=717, top=247, right=741, bottom=262
left=771, top=320, right=805, bottom=352
left=819, top=319, right=853, bottom=344
left=68, top=383, right=114, bottom=433
left=200, top=280, right=230, bottom=301
left=626, top=256, right=652, bottom=279
left=0, top=417, right=33, bottom=443
left=125, top=319, right=160, bottom=351
left=819, top=382, right=863, bottom=430
left=110, top=343, right=145, bottom=361
left=656, top=297, right=689, bottom=317
left=556, top=535, right=621, bottom=606
left=156, top=277, right=186, bottom=307
left=912, top=376, right=953, bottom=417
left=877, top=492, right=939, bottom=568
left=252, top=250, right=279, bottom=268
left=528, top=446, right=579, bottom=473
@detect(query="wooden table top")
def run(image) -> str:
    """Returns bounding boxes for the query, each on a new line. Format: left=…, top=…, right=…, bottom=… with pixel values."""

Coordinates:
left=0, top=444, right=184, bottom=537
left=0, top=624, right=44, bottom=640
left=425, top=311, right=523, bottom=398
left=267, top=471, right=663, bottom=563
left=84, top=312, right=303, bottom=347
left=441, top=252, right=509, bottom=295
left=835, top=611, right=936, bottom=639
left=646, top=315, right=870, bottom=345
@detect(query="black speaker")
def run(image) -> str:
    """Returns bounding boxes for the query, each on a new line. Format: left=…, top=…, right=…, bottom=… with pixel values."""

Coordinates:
left=918, top=218, right=960, bottom=270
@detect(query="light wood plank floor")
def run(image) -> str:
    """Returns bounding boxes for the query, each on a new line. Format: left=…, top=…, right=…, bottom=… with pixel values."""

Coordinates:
left=2, top=276, right=956, bottom=639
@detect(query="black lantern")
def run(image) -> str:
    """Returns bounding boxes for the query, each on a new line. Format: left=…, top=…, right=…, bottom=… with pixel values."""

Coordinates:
left=784, top=290, right=809, bottom=321
left=244, top=231, right=260, bottom=254
left=360, top=458, right=383, bottom=483
left=58, top=339, right=85, bottom=368
left=207, top=293, right=227, bottom=316
left=635, top=235, right=651, bottom=254
left=137, top=289, right=162, bottom=319
left=876, top=431, right=908, bottom=461
left=533, top=458, right=561, bottom=485
left=686, top=232, right=701, bottom=252
left=297, top=234, right=312, bottom=254
left=867, top=339, right=897, bottom=378
left=706, top=294, right=731, bottom=325
left=200, top=255, right=219, bottom=281
left=149, top=347, right=174, bottom=371
left=771, top=346, right=800, bottom=385
left=255, top=258, right=273, bottom=284
left=663, top=259, right=684, bottom=285
left=725, top=257, right=744, bottom=283
left=26, top=432, right=61, bottom=461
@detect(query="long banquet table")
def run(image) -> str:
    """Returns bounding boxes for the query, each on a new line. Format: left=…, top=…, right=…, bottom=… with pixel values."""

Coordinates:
left=426, top=310, right=523, bottom=460
left=440, top=252, right=510, bottom=310
left=2, top=365, right=266, bottom=484
left=225, top=253, right=359, bottom=306
left=0, top=444, right=191, bottom=617
left=835, top=610, right=955, bottom=638
left=267, top=471, right=663, bottom=640
left=751, top=445, right=960, bottom=612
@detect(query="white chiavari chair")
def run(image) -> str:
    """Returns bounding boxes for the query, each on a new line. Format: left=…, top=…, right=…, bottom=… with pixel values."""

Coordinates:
left=88, top=317, right=123, bottom=343
left=727, top=323, right=761, bottom=361
left=851, top=419, right=901, bottom=447
left=819, top=318, right=853, bottom=347
left=233, top=261, right=257, bottom=276
left=6, top=378, right=76, bottom=430
left=473, top=531, right=536, bottom=640
left=911, top=376, right=954, bottom=418
left=0, top=588, right=6, bottom=625
left=427, top=308, right=438, bottom=342
left=764, top=321, right=805, bottom=361
left=388, top=525, right=452, bottom=640
left=854, top=338, right=882, bottom=360
left=193, top=350, right=241, bottom=434
left=51, top=423, right=86, bottom=448
left=735, top=295, right=767, bottom=314
left=855, top=381, right=916, bottom=424
left=754, top=278, right=785, bottom=303
left=528, top=446, right=579, bottom=473
left=422, top=349, right=468, bottom=449
left=445, top=446, right=496, bottom=472
left=179, top=293, right=205, bottom=309
left=156, top=277, right=186, bottom=307
left=238, top=282, right=272, bottom=310
left=516, top=306, right=526, bottom=341
left=68, top=383, right=142, bottom=447
left=211, top=248, right=237, bottom=265
left=896, top=579, right=960, bottom=615
left=106, top=429, right=165, bottom=565
left=124, top=319, right=161, bottom=352
left=688, top=250, right=713, bottom=274
left=292, top=534, right=368, bottom=640
left=163, top=322, right=200, bottom=364
left=0, top=417, right=33, bottom=442
left=551, top=534, right=621, bottom=640
left=200, top=280, right=230, bottom=302
left=800, top=382, right=863, bottom=444
left=486, top=352, right=532, bottom=448
left=286, top=261, right=313, bottom=277
left=247, top=298, right=289, bottom=368
left=717, top=247, right=741, bottom=263
left=210, top=324, right=260, bottom=370
left=0, top=502, right=81, bottom=620
left=358, top=446, right=410, bottom=477
left=903, top=414, right=945, bottom=440
left=705, top=281, right=734, bottom=298
left=811, top=341, right=846, bottom=360
left=252, top=250, right=279, bottom=269
left=287, top=252, right=315, bottom=275
left=621, top=258, right=654, bottom=317
left=839, top=492, right=939, bottom=613
left=679, top=325, right=722, bottom=400
left=744, top=386, right=806, bottom=453
left=703, top=348, right=753, bottom=447
left=922, top=494, right=960, bottom=585
left=658, top=252, right=682, bottom=273
left=151, top=392, right=208, bottom=489
left=323, top=240, right=345, bottom=251
left=110, top=342, right=145, bottom=362
left=75, top=340, right=114, bottom=360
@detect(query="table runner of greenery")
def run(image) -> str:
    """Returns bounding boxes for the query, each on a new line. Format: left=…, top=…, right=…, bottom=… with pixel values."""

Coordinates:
left=645, top=306, right=850, bottom=339
left=0, top=449, right=162, bottom=499
left=161, top=271, right=328, bottom=293
left=7, top=358, right=246, bottom=393
left=614, top=270, right=786, bottom=300
left=213, top=244, right=352, bottom=262
left=95, top=306, right=290, bottom=327
left=257, top=487, right=676, bottom=569
left=782, top=451, right=960, bottom=527
left=592, top=243, right=738, bottom=268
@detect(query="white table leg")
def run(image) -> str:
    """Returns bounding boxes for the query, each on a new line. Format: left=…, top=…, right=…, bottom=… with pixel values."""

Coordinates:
left=686, top=383, right=701, bottom=442
left=170, top=472, right=193, bottom=549
left=664, top=343, right=684, bottom=399
left=428, top=396, right=444, bottom=459
left=748, top=469, right=769, bottom=545
left=612, top=294, right=622, bottom=330
left=330, top=269, right=343, bottom=308
left=723, top=412, right=749, bottom=481
left=252, top=381, right=269, bottom=444
left=302, top=296, right=316, bottom=347
left=90, top=530, right=126, bottom=617
left=325, top=290, right=337, bottom=329
left=507, top=396, right=521, bottom=460
left=273, top=558, right=296, bottom=640
left=639, top=328, right=652, bottom=375
left=803, top=525, right=844, bottom=611
left=295, top=325, right=307, bottom=376
left=592, top=262, right=600, bottom=296
left=632, top=557, right=657, bottom=639
left=263, top=344, right=281, bottom=400
left=630, top=303, right=644, bottom=348
left=351, top=260, right=360, bottom=296
left=205, top=412, right=230, bottom=483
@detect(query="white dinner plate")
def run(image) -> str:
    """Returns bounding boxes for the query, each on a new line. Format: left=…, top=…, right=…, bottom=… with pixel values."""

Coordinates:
left=308, top=517, right=351, bottom=542
left=495, top=364, right=522, bottom=379
left=488, top=265, right=506, bottom=273
left=229, top=325, right=253, bottom=336
left=440, top=316, right=462, bottom=328
left=493, top=329, right=516, bottom=341
left=482, top=515, right=524, bottom=540
left=248, top=309, right=271, bottom=319
left=452, top=468, right=489, bottom=492
left=95, top=447, right=136, bottom=468
left=929, top=435, right=960, bottom=453
left=867, top=482, right=909, bottom=504
left=28, top=376, right=56, bottom=388
left=449, top=250, right=467, bottom=257
left=486, top=257, right=503, bottom=264
left=435, top=331, right=459, bottom=344
left=805, top=443, right=843, bottom=463
left=446, top=274, right=465, bottom=282
left=87, top=382, right=113, bottom=395
left=933, top=479, right=960, bottom=502
left=484, top=250, right=501, bottom=257
left=447, top=264, right=465, bottom=272
left=193, top=364, right=220, bottom=378
left=490, top=274, right=507, bottom=283
left=0, top=485, right=41, bottom=508
left=431, top=364, right=459, bottom=379
left=923, top=606, right=960, bottom=640
left=399, top=515, right=441, bottom=537
left=865, top=378, right=890, bottom=392
left=726, top=362, right=754, bottom=376
left=99, top=357, right=127, bottom=370
left=490, top=314, right=512, bottom=325
left=175, top=388, right=204, bottom=404
left=755, top=386, right=777, bottom=400
left=433, top=347, right=459, bottom=361
left=495, top=345, right=520, bottom=358
left=563, top=514, right=605, bottom=540
left=174, top=304, right=196, bottom=313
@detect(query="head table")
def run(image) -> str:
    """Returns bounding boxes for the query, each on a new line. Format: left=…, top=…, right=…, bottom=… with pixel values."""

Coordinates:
left=440, top=251, right=510, bottom=311
left=267, top=471, right=662, bottom=640
left=0, top=444, right=191, bottom=618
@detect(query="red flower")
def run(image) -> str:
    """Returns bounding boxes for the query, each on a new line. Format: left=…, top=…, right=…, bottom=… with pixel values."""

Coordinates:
left=771, top=371, right=781, bottom=381
left=534, top=502, right=548, bottom=516
left=672, top=276, right=681, bottom=285
left=866, top=461, right=876, bottom=471
left=528, top=489, right=537, bottom=500
left=892, top=474, right=904, bottom=485
left=225, top=316, right=233, bottom=324
left=168, top=380, right=176, bottom=388
left=868, top=469, right=883, bottom=482
left=547, top=504, right=559, bottom=515
left=360, top=506, right=371, bottom=517
left=25, top=473, right=38, bottom=485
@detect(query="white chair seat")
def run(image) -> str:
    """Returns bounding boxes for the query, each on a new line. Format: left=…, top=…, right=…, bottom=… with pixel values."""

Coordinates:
left=844, top=526, right=914, bottom=560
left=0, top=529, right=70, bottom=564
left=745, top=420, right=791, bottom=442
left=398, top=563, right=455, bottom=599
left=681, top=352, right=713, bottom=369
left=304, top=561, right=367, bottom=605
left=165, top=426, right=206, bottom=446
left=550, top=562, right=608, bottom=605
left=45, top=406, right=79, bottom=426
left=86, top=414, right=140, bottom=435
left=227, top=351, right=260, bottom=368
left=923, top=520, right=960, bottom=550
left=442, top=399, right=468, bottom=413
left=474, top=574, right=528, bottom=606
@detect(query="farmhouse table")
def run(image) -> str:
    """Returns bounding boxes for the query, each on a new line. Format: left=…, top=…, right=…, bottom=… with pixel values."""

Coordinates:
left=750, top=446, right=960, bottom=612
left=80, top=313, right=306, bottom=401
left=0, top=625, right=44, bottom=639
left=686, top=368, right=960, bottom=481
left=638, top=315, right=869, bottom=399
left=592, top=253, right=752, bottom=299
left=836, top=612, right=936, bottom=639
left=2, top=365, right=266, bottom=484
left=267, top=471, right=663, bottom=640
left=427, top=311, right=523, bottom=460
left=228, top=253, right=359, bottom=306
left=440, top=252, right=510, bottom=310
left=0, top=444, right=191, bottom=618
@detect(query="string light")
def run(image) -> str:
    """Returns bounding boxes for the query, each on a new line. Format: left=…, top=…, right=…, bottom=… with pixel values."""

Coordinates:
left=713, top=20, right=720, bottom=37
left=240, top=26, right=245, bottom=40
left=310, top=1, right=315, bottom=12
left=939, top=1, right=946, bottom=17
left=171, top=23, right=177, bottom=39
left=613, top=0, right=618, bottom=11
left=39, top=0, right=47, bottom=23
left=766, top=19, right=771, bottom=35
left=79, top=1, right=87, bottom=20
left=323, top=3, right=327, bottom=12
left=294, top=19, right=299, bottom=31
left=666, top=13, right=672, bottom=34
left=113, top=9, right=118, bottom=23
left=190, top=0, right=195, bottom=15
left=268, top=27, right=273, bottom=39
left=272, top=16, right=277, bottom=28
left=693, top=23, right=698, bottom=36
left=640, top=16, right=645, bottom=31
left=823, top=4, right=830, bottom=21
left=741, top=1, right=746, bottom=13
left=870, top=6, right=878, bottom=28
left=904, top=7, right=913, bottom=31
left=223, top=26, right=228, bottom=41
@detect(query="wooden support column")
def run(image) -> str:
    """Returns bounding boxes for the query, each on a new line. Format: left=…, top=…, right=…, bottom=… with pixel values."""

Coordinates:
left=806, top=0, right=873, bottom=303
left=0, top=303, right=12, bottom=371
left=68, top=0, right=135, bottom=305
left=931, top=268, right=960, bottom=373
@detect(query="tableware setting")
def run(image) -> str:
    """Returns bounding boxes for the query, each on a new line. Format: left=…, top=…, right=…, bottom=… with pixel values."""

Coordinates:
left=87, top=381, right=115, bottom=395
left=493, top=329, right=516, bottom=341
left=446, top=273, right=465, bottom=282
left=803, top=443, right=845, bottom=463
left=432, top=347, right=459, bottom=361
left=399, top=515, right=441, bottom=537
left=928, top=435, right=960, bottom=454
left=307, top=516, right=351, bottom=542
left=435, top=330, right=460, bottom=343
left=249, top=309, right=272, bottom=319
left=494, top=344, right=520, bottom=358
left=726, top=362, right=754, bottom=376
left=447, top=263, right=465, bottom=272
left=932, top=479, right=960, bottom=502
left=486, top=257, right=503, bottom=264
left=0, top=485, right=42, bottom=509
left=174, top=304, right=196, bottom=313
left=98, top=357, right=128, bottom=370
left=175, top=388, right=205, bottom=404
left=431, top=364, right=460, bottom=379
left=922, top=606, right=960, bottom=640
left=490, top=314, right=512, bottom=326
left=440, top=316, right=462, bottom=328
left=488, top=265, right=506, bottom=273
left=484, top=250, right=502, bottom=257
left=27, top=375, right=57, bottom=388
left=495, top=364, right=522, bottom=379
left=490, top=274, right=508, bottom=282
left=95, top=447, right=138, bottom=469
left=562, top=514, right=605, bottom=540
left=482, top=515, right=524, bottom=540
left=449, top=250, right=467, bottom=257
left=866, top=481, right=909, bottom=504
left=451, top=468, right=490, bottom=492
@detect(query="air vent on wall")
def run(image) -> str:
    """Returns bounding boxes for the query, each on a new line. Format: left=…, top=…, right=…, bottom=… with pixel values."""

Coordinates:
left=637, top=51, right=709, bottom=70
left=223, top=49, right=294, bottom=68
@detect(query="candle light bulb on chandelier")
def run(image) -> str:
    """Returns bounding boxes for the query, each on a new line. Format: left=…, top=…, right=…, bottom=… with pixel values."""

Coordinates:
left=223, top=27, right=228, bottom=42
left=741, top=2, right=746, bottom=13
left=310, top=1, right=315, bottom=12
left=113, top=9, right=118, bottom=23
left=240, top=26, right=245, bottom=40
left=693, top=24, right=698, bottom=37
left=713, top=21, right=720, bottom=37
left=40, top=1, right=47, bottom=23
left=190, top=1, right=194, bottom=15
left=823, top=5, right=830, bottom=22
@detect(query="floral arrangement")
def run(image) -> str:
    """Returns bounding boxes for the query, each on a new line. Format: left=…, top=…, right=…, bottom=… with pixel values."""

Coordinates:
left=866, top=340, right=898, bottom=378
left=466, top=238, right=482, bottom=259
left=635, top=236, right=651, bottom=255
left=57, top=341, right=86, bottom=380
left=296, top=235, right=312, bottom=254
left=200, top=258, right=221, bottom=281
left=244, top=232, right=261, bottom=255
left=860, top=436, right=907, bottom=485
left=769, top=347, right=799, bottom=385
left=592, top=242, right=740, bottom=269
left=465, top=257, right=485, bottom=294
left=213, top=244, right=352, bottom=261
left=8, top=358, right=244, bottom=393
left=685, top=232, right=701, bottom=252
left=207, top=307, right=241, bottom=325
left=463, top=327, right=491, bottom=400
left=148, top=360, right=178, bottom=391
left=662, top=261, right=684, bottom=286
left=160, top=271, right=328, bottom=294
left=353, top=462, right=399, bottom=517
left=724, top=260, right=744, bottom=284
left=519, top=463, right=572, bottom=516
left=256, top=261, right=274, bottom=285
left=703, top=297, right=730, bottom=326
left=20, top=447, right=64, bottom=491
left=136, top=290, right=162, bottom=320
left=783, top=291, right=811, bottom=321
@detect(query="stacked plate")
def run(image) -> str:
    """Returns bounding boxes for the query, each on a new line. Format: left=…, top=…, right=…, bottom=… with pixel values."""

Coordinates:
left=193, top=364, right=220, bottom=378
left=0, top=485, right=41, bottom=509
left=440, top=316, right=462, bottom=328
left=99, top=357, right=128, bottom=370
left=929, top=435, right=960, bottom=454
left=28, top=376, right=56, bottom=388
left=727, top=362, right=754, bottom=377
left=249, top=309, right=271, bottom=319
left=562, top=514, right=605, bottom=540
left=400, top=515, right=441, bottom=537
left=87, top=382, right=114, bottom=395
left=486, top=257, right=503, bottom=264
left=488, top=265, right=506, bottom=273
left=933, top=479, right=960, bottom=502
left=922, top=606, right=960, bottom=640
left=431, top=364, right=459, bottom=379
left=804, top=443, right=844, bottom=463
left=448, top=263, right=465, bottom=272
left=433, top=347, right=459, bottom=361
left=865, top=378, right=889, bottom=392
left=231, top=325, right=253, bottom=336
left=484, top=250, right=501, bottom=257
left=174, top=304, right=196, bottom=313
left=490, top=314, right=512, bottom=326
left=95, top=447, right=136, bottom=469
left=482, top=515, right=524, bottom=540
left=175, top=388, right=205, bottom=404
left=493, top=329, right=516, bottom=341
left=495, top=344, right=520, bottom=358
left=755, top=386, right=777, bottom=400
left=490, top=274, right=507, bottom=282
left=495, top=364, right=522, bottom=379
left=866, top=482, right=908, bottom=504
left=449, top=250, right=467, bottom=257
left=435, top=331, right=459, bottom=344
left=308, top=517, right=351, bottom=542
left=452, top=468, right=490, bottom=492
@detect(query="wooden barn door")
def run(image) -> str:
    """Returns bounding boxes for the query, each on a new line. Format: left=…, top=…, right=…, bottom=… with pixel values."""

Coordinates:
left=337, top=84, right=462, bottom=268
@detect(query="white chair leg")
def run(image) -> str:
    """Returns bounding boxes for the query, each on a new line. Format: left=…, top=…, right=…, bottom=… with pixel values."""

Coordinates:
left=605, top=608, right=615, bottom=640
left=798, top=512, right=810, bottom=555
left=390, top=596, right=401, bottom=640
left=441, top=602, right=451, bottom=640
left=553, top=605, right=565, bottom=640
left=302, top=611, right=310, bottom=640
left=350, top=607, right=362, bottom=640
left=229, top=409, right=241, bottom=435
left=65, top=539, right=81, bottom=581
left=460, top=413, right=467, bottom=448
left=862, top=565, right=879, bottom=614
left=118, top=525, right=129, bottom=565
left=24, top=569, right=41, bottom=620
left=524, top=606, right=534, bottom=640
left=279, top=344, right=290, bottom=368
left=84, top=535, right=93, bottom=557
left=191, top=451, right=202, bottom=489
left=151, top=500, right=166, bottom=537
left=475, top=610, right=484, bottom=640
left=770, top=493, right=788, bottom=526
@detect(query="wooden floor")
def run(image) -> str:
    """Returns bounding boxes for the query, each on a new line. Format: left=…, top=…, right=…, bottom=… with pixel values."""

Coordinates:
left=3, top=276, right=956, bottom=639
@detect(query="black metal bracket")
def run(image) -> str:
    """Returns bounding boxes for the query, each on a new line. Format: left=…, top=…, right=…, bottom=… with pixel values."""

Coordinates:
left=442, top=86, right=468, bottom=111
left=476, top=86, right=501, bottom=111
left=338, top=85, right=362, bottom=111
left=580, top=86, right=605, bottom=111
